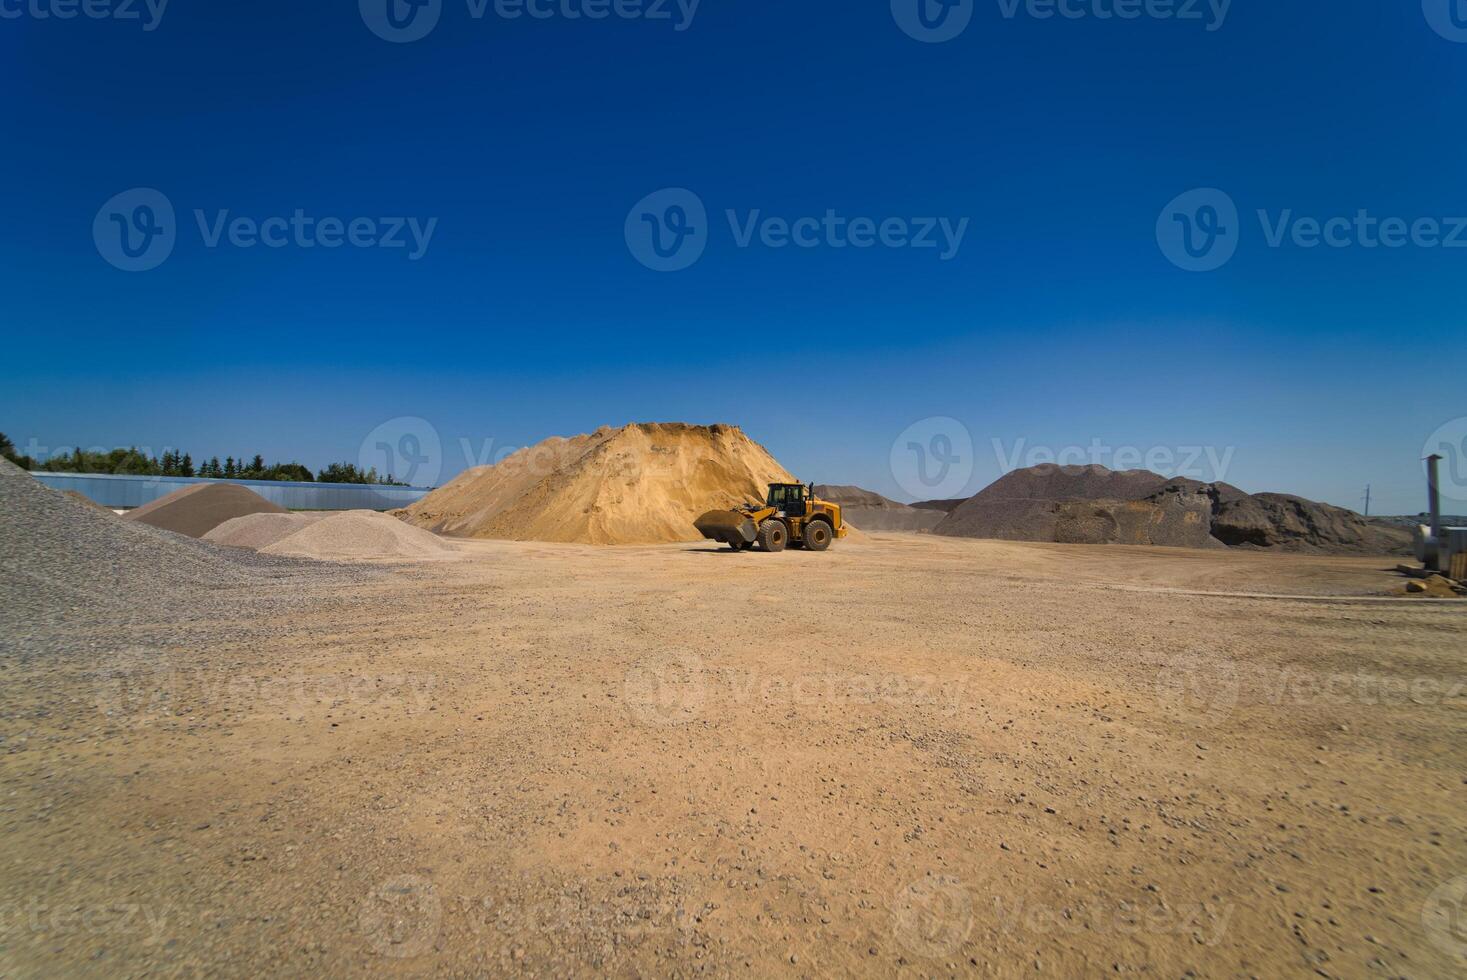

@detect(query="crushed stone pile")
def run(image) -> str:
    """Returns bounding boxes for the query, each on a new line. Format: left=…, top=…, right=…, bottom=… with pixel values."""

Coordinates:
left=262, top=511, right=456, bottom=561
left=0, top=459, right=268, bottom=628
left=911, top=498, right=966, bottom=514
left=402, top=423, right=796, bottom=545
left=935, top=465, right=1175, bottom=543
left=934, top=464, right=1412, bottom=555
left=63, top=490, right=115, bottom=514
left=1211, top=491, right=1411, bottom=554
left=814, top=484, right=944, bottom=533
left=122, top=482, right=286, bottom=538
left=205, top=512, right=329, bottom=550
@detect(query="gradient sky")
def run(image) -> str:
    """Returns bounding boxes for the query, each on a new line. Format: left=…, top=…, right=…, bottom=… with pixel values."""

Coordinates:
left=2, top=1, right=1464, bottom=512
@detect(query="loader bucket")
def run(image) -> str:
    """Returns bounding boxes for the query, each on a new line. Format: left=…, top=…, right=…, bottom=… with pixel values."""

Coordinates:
left=695, top=510, right=757, bottom=547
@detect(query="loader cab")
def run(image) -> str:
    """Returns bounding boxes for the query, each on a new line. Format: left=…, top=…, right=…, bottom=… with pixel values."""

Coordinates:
left=766, top=483, right=809, bottom=517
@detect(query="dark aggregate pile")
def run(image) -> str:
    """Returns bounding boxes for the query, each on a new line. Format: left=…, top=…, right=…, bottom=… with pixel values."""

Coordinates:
left=933, top=465, right=1174, bottom=543
left=910, top=498, right=965, bottom=513
left=934, top=463, right=1414, bottom=555
left=813, top=485, right=945, bottom=532
left=122, top=481, right=286, bottom=538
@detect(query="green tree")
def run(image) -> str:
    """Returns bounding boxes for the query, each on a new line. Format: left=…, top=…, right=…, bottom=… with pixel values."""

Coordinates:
left=0, top=431, right=35, bottom=470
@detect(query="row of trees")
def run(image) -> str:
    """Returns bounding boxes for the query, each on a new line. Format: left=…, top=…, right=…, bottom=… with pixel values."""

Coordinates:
left=0, top=434, right=406, bottom=486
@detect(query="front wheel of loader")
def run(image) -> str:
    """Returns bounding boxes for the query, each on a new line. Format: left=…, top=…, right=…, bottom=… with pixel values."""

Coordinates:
left=802, top=520, right=833, bottom=552
left=758, top=519, right=788, bottom=553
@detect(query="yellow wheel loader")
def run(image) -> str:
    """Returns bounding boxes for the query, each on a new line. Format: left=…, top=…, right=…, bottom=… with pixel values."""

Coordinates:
left=695, top=483, right=848, bottom=553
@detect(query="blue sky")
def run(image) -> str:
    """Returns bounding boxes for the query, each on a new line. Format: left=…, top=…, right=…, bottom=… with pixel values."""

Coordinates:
left=2, top=1, right=1464, bottom=512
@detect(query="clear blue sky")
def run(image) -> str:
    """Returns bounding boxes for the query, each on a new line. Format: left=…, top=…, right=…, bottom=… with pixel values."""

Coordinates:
left=2, top=2, right=1463, bottom=513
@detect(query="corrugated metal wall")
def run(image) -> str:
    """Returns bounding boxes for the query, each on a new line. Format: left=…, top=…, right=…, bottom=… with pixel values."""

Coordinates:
left=31, top=472, right=431, bottom=511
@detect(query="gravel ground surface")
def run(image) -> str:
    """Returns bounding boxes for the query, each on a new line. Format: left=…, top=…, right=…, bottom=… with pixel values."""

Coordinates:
left=3, top=517, right=1465, bottom=977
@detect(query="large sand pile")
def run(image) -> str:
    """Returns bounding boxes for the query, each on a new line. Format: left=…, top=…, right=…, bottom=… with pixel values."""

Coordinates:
left=814, top=484, right=944, bottom=533
left=123, top=482, right=285, bottom=538
left=935, top=465, right=1412, bottom=555
left=204, top=512, right=328, bottom=550
left=402, top=423, right=796, bottom=545
left=261, top=511, right=455, bottom=561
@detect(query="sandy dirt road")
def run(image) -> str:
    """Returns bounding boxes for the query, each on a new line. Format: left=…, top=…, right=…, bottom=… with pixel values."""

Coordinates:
left=2, top=534, right=1465, bottom=977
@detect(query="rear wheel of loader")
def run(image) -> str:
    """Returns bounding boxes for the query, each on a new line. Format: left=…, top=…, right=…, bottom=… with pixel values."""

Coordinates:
left=758, top=519, right=787, bottom=553
left=802, top=520, right=832, bottom=551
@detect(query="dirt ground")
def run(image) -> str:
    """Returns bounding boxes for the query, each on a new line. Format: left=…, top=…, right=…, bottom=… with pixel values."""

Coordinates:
left=3, top=533, right=1465, bottom=977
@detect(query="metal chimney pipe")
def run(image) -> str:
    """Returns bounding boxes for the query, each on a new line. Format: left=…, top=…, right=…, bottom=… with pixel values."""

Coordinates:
left=1427, top=454, right=1443, bottom=542
left=1426, top=454, right=1444, bottom=570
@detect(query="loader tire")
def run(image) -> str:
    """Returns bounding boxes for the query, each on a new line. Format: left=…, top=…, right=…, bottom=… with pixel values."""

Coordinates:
left=758, top=519, right=788, bottom=553
left=802, top=520, right=833, bottom=552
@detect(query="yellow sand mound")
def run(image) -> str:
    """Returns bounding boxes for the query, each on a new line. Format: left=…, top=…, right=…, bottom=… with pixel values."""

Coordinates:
left=402, top=423, right=797, bottom=545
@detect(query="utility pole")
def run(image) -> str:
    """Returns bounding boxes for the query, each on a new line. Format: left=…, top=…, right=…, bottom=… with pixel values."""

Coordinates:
left=1362, top=484, right=1371, bottom=517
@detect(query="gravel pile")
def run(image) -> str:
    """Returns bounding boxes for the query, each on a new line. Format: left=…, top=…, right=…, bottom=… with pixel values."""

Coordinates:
left=204, top=512, right=328, bottom=550
left=123, top=481, right=286, bottom=538
left=934, top=464, right=1414, bottom=555
left=261, top=510, right=457, bottom=561
left=813, top=485, right=945, bottom=533
left=0, top=460, right=373, bottom=647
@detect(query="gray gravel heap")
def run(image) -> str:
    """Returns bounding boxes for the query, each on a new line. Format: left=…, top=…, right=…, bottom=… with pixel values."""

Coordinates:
left=0, top=459, right=372, bottom=646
